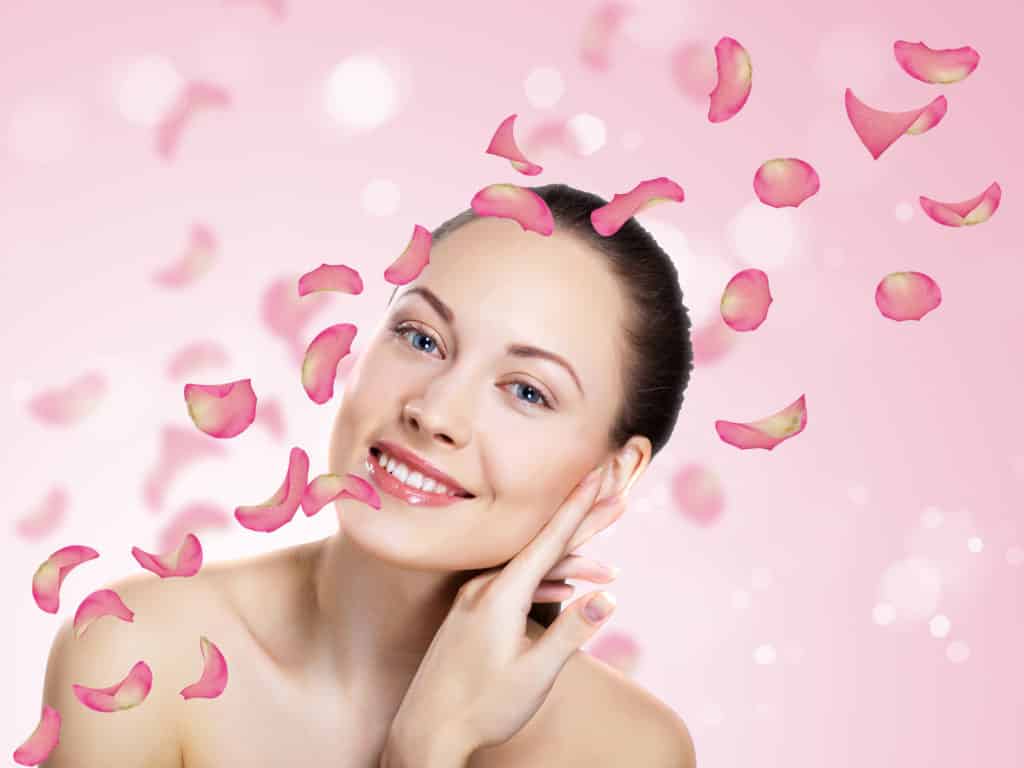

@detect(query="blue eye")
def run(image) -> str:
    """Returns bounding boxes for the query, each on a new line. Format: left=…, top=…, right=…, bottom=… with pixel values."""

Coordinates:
left=389, top=321, right=554, bottom=410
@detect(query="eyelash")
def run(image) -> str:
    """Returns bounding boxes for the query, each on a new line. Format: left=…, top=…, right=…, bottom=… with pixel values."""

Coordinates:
left=389, top=320, right=555, bottom=411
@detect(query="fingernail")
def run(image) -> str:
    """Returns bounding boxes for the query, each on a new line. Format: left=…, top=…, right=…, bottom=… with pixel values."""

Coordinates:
left=584, top=591, right=616, bottom=623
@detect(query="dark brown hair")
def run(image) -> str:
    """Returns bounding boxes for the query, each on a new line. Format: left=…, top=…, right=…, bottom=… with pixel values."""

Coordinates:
left=387, top=182, right=694, bottom=628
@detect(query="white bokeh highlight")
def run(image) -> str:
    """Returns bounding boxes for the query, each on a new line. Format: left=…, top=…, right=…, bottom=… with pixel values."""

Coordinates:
left=324, top=54, right=399, bottom=130
left=894, top=201, right=914, bottom=222
left=727, top=200, right=806, bottom=269
left=112, top=54, right=183, bottom=126
left=565, top=113, right=606, bottom=156
left=523, top=66, right=564, bottom=109
left=753, top=644, right=777, bottom=665
left=878, top=557, right=943, bottom=622
left=929, top=614, right=951, bottom=638
left=946, top=640, right=970, bottom=663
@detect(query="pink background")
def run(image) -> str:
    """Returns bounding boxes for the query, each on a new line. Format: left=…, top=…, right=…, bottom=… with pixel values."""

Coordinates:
left=4, top=0, right=1022, bottom=765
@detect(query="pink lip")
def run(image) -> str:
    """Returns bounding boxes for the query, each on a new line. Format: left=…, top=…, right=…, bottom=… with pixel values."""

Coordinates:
left=373, top=440, right=473, bottom=497
left=366, top=451, right=472, bottom=507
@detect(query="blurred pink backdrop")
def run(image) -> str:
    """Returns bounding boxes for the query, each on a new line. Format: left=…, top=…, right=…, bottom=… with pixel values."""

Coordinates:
left=3, top=0, right=1022, bottom=765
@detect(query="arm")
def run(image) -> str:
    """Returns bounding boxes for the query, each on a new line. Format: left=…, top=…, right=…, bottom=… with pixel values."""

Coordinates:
left=38, top=579, right=184, bottom=767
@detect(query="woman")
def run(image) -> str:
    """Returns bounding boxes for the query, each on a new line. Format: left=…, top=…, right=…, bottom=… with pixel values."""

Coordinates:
left=38, top=183, right=695, bottom=767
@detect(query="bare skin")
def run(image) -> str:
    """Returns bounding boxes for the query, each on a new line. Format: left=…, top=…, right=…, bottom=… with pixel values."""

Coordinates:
left=174, top=538, right=618, bottom=767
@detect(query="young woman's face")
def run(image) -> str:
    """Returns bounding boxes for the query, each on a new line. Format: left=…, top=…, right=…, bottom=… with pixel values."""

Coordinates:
left=326, top=215, right=631, bottom=570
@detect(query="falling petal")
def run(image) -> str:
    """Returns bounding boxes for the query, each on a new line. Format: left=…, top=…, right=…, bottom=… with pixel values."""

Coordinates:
left=72, top=660, right=152, bottom=712
left=715, top=394, right=808, bottom=450
left=26, top=372, right=107, bottom=427
left=184, top=378, right=258, bottom=438
left=671, top=464, right=725, bottom=527
left=919, top=181, right=1001, bottom=226
left=256, top=396, right=287, bottom=441
left=301, top=324, right=358, bottom=404
left=721, top=269, right=772, bottom=331
left=180, top=635, right=229, bottom=700
left=14, top=487, right=68, bottom=541
left=144, top=425, right=228, bottom=513
left=875, top=271, right=942, bottom=320
left=753, top=158, right=820, bottom=208
left=235, top=446, right=309, bottom=532
left=471, top=183, right=555, bottom=235
left=166, top=340, right=230, bottom=380
left=297, top=263, right=364, bottom=296
left=590, top=177, right=685, bottom=237
left=580, top=1, right=629, bottom=71
left=585, top=630, right=641, bottom=676
left=263, top=273, right=333, bottom=338
left=844, top=89, right=947, bottom=159
left=894, top=40, right=980, bottom=84
left=73, top=589, right=135, bottom=639
left=302, top=472, right=382, bottom=517
left=32, top=545, right=100, bottom=614
left=152, top=222, right=219, bottom=288
left=156, top=81, right=231, bottom=161
left=131, top=533, right=203, bottom=578
left=691, top=316, right=738, bottom=366
left=671, top=40, right=719, bottom=104
left=158, top=501, right=232, bottom=554
left=520, top=117, right=573, bottom=160
left=383, top=225, right=432, bottom=286
left=485, top=114, right=543, bottom=175
left=12, top=704, right=60, bottom=766
left=708, top=37, right=752, bottom=123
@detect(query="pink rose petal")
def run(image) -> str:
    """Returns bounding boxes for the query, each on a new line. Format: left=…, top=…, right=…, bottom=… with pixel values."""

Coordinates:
left=485, top=114, right=543, bottom=175
left=721, top=268, right=773, bottom=331
left=590, top=177, right=685, bottom=237
left=32, top=545, right=100, bottom=614
left=580, top=1, right=629, bottom=71
left=753, top=158, right=820, bottom=208
left=471, top=183, right=555, bottom=235
left=184, top=378, right=258, bottom=438
left=166, top=340, right=230, bottom=379
left=301, top=323, right=358, bottom=404
left=263, top=274, right=334, bottom=370
left=383, top=224, right=432, bottom=286
left=708, top=36, right=752, bottom=123
left=521, top=117, right=574, bottom=160
left=298, top=263, right=365, bottom=296
left=14, top=487, right=68, bottom=541
left=73, top=588, right=135, bottom=639
left=144, top=425, right=228, bottom=512
left=152, top=222, right=218, bottom=288
left=256, top=396, right=287, bottom=441
left=671, top=39, right=719, bottom=104
left=715, top=394, right=808, bottom=450
left=844, top=89, right=947, bottom=159
left=691, top=315, right=738, bottom=366
left=131, top=533, right=204, bottom=578
left=875, top=271, right=942, bottom=321
left=301, top=472, right=382, bottom=517
left=12, top=704, right=60, bottom=766
left=235, top=446, right=309, bottom=532
left=585, top=630, right=641, bottom=676
left=180, top=635, right=229, bottom=700
left=72, top=660, right=152, bottom=712
left=670, top=464, right=724, bottom=527
left=894, top=40, right=980, bottom=84
left=156, top=81, right=231, bottom=161
left=158, top=501, right=232, bottom=553
left=919, top=181, right=1001, bottom=227
left=26, top=371, right=107, bottom=427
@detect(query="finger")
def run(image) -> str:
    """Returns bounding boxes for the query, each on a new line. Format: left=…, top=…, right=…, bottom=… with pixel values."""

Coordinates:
left=496, top=464, right=607, bottom=603
left=521, top=588, right=617, bottom=686
left=543, top=554, right=619, bottom=583
left=532, top=580, right=575, bottom=603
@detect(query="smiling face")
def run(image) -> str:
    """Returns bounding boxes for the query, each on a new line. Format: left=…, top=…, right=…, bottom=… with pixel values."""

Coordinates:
left=326, top=214, right=635, bottom=570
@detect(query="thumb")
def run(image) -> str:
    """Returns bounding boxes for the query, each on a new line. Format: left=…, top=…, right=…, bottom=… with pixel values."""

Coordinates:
left=521, top=590, right=617, bottom=682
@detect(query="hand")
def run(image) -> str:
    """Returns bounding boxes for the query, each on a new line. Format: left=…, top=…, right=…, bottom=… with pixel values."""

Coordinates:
left=386, top=464, right=626, bottom=762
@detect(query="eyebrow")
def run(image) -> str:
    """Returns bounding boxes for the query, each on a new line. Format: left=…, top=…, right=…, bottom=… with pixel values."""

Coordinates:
left=395, top=286, right=586, bottom=400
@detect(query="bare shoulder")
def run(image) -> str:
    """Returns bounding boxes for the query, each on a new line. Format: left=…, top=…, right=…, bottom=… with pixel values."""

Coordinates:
left=470, top=625, right=696, bottom=767
left=571, top=650, right=697, bottom=767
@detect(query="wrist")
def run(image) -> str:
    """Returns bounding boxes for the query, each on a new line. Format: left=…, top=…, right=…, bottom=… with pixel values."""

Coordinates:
left=382, top=722, right=473, bottom=768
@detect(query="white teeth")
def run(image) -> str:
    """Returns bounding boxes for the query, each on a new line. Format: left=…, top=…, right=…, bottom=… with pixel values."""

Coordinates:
left=376, top=451, right=456, bottom=495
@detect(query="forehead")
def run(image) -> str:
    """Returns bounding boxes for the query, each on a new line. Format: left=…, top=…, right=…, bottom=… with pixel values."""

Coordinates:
left=397, top=216, right=627, bottom=399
